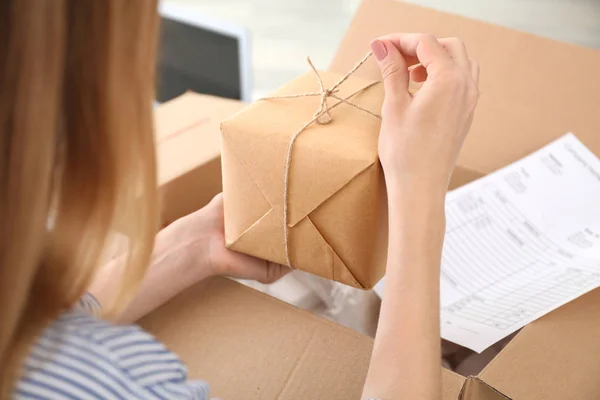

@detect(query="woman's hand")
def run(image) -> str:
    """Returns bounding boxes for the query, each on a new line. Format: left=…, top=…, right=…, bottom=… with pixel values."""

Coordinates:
left=362, top=34, right=479, bottom=400
left=163, top=193, right=289, bottom=284
left=92, top=194, right=288, bottom=323
left=372, top=34, right=479, bottom=197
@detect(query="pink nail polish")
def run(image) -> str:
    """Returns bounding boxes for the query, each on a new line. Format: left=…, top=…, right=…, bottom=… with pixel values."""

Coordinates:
left=370, top=40, right=388, bottom=61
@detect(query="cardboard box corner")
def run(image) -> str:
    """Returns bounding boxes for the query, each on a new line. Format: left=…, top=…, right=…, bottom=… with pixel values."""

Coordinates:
left=154, top=92, right=246, bottom=226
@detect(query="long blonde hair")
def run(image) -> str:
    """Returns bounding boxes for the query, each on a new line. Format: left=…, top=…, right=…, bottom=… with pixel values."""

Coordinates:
left=0, top=0, right=159, bottom=395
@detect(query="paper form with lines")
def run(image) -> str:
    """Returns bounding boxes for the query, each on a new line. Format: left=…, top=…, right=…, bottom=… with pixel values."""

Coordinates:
left=374, top=133, right=600, bottom=353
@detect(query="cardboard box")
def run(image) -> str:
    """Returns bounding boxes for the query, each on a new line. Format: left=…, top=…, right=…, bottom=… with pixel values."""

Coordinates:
left=221, top=71, right=387, bottom=289
left=140, top=1, right=600, bottom=399
left=155, top=92, right=245, bottom=226
left=139, top=277, right=468, bottom=400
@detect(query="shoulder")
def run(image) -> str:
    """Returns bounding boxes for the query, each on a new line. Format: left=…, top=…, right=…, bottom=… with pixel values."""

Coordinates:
left=15, top=309, right=210, bottom=399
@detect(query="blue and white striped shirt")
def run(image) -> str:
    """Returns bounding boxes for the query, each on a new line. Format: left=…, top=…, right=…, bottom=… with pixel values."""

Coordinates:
left=14, top=294, right=210, bottom=399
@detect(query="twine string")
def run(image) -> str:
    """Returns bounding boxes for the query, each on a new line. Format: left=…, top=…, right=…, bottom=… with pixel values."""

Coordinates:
left=258, top=51, right=381, bottom=268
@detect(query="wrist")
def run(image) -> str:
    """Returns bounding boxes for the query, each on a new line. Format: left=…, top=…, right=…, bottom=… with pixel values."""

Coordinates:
left=154, top=223, right=214, bottom=286
left=386, top=174, right=446, bottom=211
left=385, top=172, right=448, bottom=205
left=386, top=176, right=447, bottom=251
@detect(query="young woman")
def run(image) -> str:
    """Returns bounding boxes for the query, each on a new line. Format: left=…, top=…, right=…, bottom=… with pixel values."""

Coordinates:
left=0, top=1, right=478, bottom=399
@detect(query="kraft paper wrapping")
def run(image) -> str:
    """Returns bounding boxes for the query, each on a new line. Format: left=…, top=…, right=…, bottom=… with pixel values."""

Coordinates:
left=221, top=67, right=387, bottom=289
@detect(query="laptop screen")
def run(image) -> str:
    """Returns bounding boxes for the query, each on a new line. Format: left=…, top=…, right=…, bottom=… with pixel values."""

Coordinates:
left=157, top=11, right=246, bottom=102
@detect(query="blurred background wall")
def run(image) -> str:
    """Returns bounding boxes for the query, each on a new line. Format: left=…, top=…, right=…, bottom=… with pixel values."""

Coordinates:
left=164, top=0, right=600, bottom=99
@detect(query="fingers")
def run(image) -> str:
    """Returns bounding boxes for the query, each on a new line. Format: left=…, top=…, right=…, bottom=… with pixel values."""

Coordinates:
left=377, top=34, right=473, bottom=78
left=222, top=248, right=289, bottom=284
left=440, top=37, right=470, bottom=69
left=370, top=39, right=411, bottom=104
left=378, top=33, right=453, bottom=77
left=207, top=192, right=224, bottom=208
left=370, top=35, right=478, bottom=104
left=409, top=64, right=427, bottom=83
left=416, top=34, right=456, bottom=76
left=265, top=261, right=291, bottom=283
left=225, top=250, right=262, bottom=278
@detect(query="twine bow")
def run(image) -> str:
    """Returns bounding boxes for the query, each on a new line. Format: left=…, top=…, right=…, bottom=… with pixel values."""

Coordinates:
left=259, top=51, right=381, bottom=268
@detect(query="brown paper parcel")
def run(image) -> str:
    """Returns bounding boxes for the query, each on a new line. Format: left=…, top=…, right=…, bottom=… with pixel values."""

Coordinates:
left=221, top=67, right=387, bottom=289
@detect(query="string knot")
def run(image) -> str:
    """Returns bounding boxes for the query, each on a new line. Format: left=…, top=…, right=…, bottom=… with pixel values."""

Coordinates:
left=317, top=88, right=340, bottom=124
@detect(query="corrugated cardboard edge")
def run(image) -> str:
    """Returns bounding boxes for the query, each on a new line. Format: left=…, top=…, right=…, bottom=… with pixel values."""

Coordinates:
left=459, top=377, right=512, bottom=400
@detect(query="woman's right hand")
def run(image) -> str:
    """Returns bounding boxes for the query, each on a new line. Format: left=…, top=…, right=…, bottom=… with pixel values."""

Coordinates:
left=371, top=34, right=479, bottom=198
left=361, top=35, right=479, bottom=400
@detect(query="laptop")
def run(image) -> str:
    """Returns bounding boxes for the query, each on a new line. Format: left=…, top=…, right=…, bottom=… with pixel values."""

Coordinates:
left=157, top=3, right=252, bottom=103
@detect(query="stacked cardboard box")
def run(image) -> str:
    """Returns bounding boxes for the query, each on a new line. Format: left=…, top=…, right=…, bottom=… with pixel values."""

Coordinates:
left=140, top=0, right=600, bottom=398
left=154, top=92, right=245, bottom=226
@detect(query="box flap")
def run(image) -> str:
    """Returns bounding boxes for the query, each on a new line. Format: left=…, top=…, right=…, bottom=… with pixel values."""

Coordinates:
left=479, top=288, right=600, bottom=400
left=139, top=277, right=466, bottom=399
left=459, top=377, right=511, bottom=400
left=153, top=93, right=245, bottom=225
left=155, top=92, right=245, bottom=184
left=329, top=0, right=600, bottom=174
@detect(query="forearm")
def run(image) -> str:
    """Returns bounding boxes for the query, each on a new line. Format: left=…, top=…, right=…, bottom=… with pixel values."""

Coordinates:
left=89, top=228, right=212, bottom=324
left=363, top=182, right=446, bottom=400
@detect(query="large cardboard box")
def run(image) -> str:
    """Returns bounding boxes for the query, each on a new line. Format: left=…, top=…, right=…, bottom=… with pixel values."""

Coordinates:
left=139, top=277, right=468, bottom=400
left=154, top=92, right=245, bottom=226
left=140, top=1, right=600, bottom=399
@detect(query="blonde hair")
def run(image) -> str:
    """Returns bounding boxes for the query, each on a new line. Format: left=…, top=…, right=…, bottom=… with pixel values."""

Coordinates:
left=0, top=0, right=160, bottom=395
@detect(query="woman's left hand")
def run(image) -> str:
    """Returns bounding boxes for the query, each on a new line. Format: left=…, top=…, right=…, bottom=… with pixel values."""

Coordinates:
left=93, top=194, right=288, bottom=323
left=162, top=193, right=290, bottom=284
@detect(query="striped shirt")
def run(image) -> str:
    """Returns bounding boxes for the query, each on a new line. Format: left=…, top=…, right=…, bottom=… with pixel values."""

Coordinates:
left=14, top=293, right=211, bottom=399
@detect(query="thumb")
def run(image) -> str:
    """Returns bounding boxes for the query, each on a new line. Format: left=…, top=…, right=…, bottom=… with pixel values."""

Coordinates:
left=370, top=39, right=410, bottom=104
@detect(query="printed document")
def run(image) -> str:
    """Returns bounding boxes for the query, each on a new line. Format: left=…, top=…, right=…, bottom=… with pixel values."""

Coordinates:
left=374, top=133, right=600, bottom=352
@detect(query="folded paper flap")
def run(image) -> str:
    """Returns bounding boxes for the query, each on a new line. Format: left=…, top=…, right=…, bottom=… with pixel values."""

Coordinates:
left=459, top=377, right=512, bottom=400
left=287, top=143, right=376, bottom=227
left=221, top=70, right=384, bottom=227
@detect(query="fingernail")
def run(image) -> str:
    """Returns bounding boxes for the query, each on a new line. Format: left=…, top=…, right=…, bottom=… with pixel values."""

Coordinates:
left=370, top=40, right=387, bottom=61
